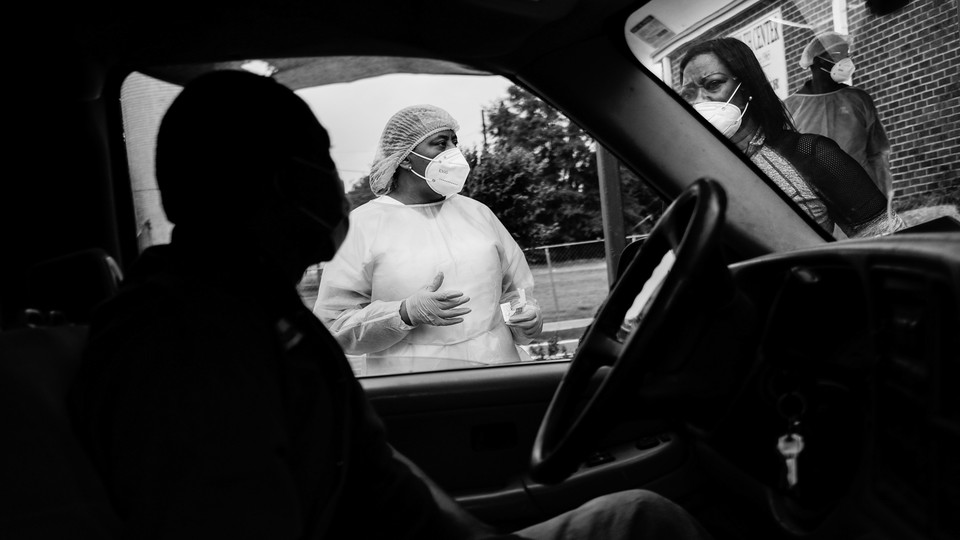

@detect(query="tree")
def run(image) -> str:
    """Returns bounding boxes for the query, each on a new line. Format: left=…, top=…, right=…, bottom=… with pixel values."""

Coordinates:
left=471, top=85, right=663, bottom=246
left=341, top=86, right=665, bottom=246
left=619, top=166, right=666, bottom=237
left=461, top=147, right=558, bottom=248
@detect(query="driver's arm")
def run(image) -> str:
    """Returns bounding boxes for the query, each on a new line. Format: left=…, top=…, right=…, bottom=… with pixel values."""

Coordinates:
left=390, top=446, right=500, bottom=539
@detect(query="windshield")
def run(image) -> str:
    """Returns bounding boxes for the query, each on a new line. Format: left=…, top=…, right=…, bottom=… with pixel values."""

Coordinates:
left=119, top=0, right=957, bottom=378
left=625, top=0, right=958, bottom=239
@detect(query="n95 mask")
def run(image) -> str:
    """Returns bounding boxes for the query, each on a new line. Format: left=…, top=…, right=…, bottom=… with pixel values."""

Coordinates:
left=409, top=147, right=471, bottom=197
left=822, top=57, right=856, bottom=83
left=692, top=82, right=750, bottom=139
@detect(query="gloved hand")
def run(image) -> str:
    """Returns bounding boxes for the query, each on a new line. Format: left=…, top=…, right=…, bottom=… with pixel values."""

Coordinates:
left=401, top=272, right=471, bottom=327
left=506, top=298, right=542, bottom=340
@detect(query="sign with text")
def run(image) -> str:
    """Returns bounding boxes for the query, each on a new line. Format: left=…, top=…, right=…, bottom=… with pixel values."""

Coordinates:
left=728, top=9, right=788, bottom=100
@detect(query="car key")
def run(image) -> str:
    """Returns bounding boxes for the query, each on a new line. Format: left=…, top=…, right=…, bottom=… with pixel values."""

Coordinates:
left=777, top=433, right=804, bottom=488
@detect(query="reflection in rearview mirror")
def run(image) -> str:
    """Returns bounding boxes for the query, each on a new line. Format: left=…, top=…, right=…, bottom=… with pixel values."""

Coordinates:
left=623, top=0, right=957, bottom=239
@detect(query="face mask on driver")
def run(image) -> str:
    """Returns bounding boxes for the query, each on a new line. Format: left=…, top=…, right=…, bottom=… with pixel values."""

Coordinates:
left=276, top=157, right=349, bottom=256
left=692, top=82, right=751, bottom=139
left=821, top=57, right=856, bottom=82
left=408, top=147, right=471, bottom=197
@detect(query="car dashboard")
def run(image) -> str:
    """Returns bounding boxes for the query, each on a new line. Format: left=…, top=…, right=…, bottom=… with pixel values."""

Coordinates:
left=697, top=231, right=960, bottom=538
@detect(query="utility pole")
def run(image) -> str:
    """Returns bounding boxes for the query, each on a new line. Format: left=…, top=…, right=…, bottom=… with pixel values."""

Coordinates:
left=597, top=145, right=626, bottom=288
left=481, top=110, right=488, bottom=158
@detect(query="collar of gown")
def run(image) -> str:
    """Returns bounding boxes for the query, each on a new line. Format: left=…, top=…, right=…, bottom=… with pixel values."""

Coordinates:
left=379, top=194, right=457, bottom=207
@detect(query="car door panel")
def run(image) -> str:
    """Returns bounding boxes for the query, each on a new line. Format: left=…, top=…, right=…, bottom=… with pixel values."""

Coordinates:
left=362, top=361, right=695, bottom=525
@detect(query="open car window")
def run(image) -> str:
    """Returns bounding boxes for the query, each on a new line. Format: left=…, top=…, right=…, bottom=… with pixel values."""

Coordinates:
left=121, top=0, right=958, bottom=378
left=624, top=0, right=959, bottom=241
left=120, top=67, right=668, bottom=378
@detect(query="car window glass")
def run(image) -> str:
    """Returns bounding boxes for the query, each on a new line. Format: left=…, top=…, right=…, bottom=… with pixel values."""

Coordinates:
left=121, top=67, right=668, bottom=378
left=624, top=0, right=959, bottom=241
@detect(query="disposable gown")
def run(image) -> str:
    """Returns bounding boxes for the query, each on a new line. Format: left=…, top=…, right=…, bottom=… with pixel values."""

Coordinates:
left=314, top=194, right=535, bottom=374
left=785, top=85, right=893, bottom=194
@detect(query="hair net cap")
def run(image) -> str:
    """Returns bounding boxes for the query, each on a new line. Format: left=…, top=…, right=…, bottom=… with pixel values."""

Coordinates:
left=369, top=104, right=460, bottom=196
left=800, top=31, right=853, bottom=68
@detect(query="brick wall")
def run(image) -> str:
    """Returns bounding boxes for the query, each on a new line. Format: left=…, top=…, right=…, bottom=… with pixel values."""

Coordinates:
left=668, top=0, right=959, bottom=200
left=849, top=0, right=959, bottom=197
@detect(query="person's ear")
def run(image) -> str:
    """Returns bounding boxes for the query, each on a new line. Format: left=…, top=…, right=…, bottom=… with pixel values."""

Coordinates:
left=399, top=158, right=412, bottom=170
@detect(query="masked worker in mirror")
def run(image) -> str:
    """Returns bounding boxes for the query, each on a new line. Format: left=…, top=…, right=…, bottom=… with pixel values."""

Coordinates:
left=785, top=31, right=894, bottom=198
left=314, top=104, right=543, bottom=375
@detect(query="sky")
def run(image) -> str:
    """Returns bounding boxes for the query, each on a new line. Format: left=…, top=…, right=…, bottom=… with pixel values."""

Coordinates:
left=297, top=73, right=514, bottom=191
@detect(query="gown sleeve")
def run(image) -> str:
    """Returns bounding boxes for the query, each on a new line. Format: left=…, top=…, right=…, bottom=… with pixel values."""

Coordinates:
left=313, top=220, right=415, bottom=355
left=862, top=95, right=894, bottom=195
left=485, top=207, right=541, bottom=345
left=489, top=209, right=534, bottom=302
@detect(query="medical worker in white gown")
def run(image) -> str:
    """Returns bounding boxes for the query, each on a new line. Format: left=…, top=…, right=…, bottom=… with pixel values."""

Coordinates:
left=314, top=104, right=543, bottom=374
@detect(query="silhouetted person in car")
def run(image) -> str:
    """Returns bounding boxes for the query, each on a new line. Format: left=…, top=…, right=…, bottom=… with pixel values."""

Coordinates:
left=71, top=70, right=713, bottom=539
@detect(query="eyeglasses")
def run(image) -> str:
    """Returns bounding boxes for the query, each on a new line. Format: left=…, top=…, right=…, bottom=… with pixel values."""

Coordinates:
left=679, top=73, right=738, bottom=103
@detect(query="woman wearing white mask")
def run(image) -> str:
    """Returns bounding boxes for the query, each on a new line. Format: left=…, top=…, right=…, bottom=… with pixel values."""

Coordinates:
left=679, top=38, right=903, bottom=238
left=315, top=104, right=542, bottom=374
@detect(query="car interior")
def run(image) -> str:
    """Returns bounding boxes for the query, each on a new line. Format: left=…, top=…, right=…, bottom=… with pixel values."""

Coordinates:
left=3, top=0, right=958, bottom=539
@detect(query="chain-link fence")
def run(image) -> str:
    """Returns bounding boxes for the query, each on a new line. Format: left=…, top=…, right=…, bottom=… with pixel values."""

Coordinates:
left=522, top=235, right=646, bottom=325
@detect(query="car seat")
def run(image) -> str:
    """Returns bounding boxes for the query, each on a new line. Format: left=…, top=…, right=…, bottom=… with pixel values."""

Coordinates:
left=0, top=249, right=122, bottom=539
left=24, top=248, right=124, bottom=326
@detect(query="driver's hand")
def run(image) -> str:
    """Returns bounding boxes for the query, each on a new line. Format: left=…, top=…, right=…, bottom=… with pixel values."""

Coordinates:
left=401, top=272, right=471, bottom=326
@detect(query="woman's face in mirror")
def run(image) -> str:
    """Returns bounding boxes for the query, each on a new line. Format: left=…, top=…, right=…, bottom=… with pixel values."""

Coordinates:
left=680, top=52, right=748, bottom=110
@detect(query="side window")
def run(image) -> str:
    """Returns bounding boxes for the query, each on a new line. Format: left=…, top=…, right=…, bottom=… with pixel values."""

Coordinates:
left=121, top=66, right=668, bottom=378
left=624, top=0, right=959, bottom=240
left=300, top=75, right=666, bottom=377
left=121, top=72, right=181, bottom=251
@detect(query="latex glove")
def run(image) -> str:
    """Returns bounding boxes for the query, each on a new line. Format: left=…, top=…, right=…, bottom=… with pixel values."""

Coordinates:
left=507, top=300, right=542, bottom=340
left=401, top=272, right=471, bottom=327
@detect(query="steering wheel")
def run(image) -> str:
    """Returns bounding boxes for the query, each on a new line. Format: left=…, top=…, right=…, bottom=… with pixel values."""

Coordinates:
left=530, top=178, right=733, bottom=484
